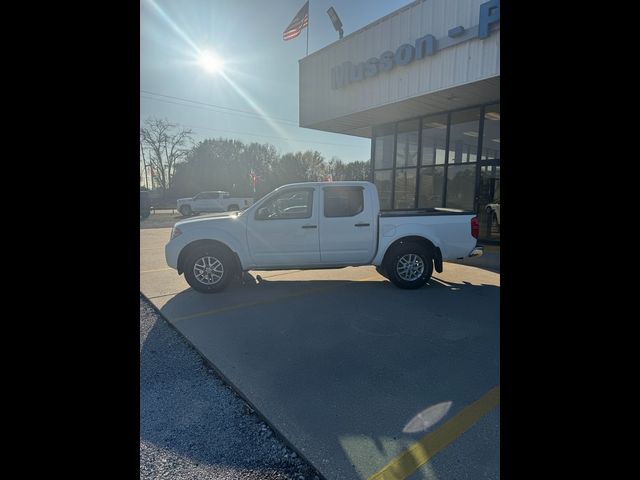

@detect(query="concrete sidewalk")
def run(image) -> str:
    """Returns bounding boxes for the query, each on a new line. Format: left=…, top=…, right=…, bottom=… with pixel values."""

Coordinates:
left=449, top=244, right=500, bottom=272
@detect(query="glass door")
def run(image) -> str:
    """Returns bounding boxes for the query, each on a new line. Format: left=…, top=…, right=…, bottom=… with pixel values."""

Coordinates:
left=476, top=161, right=500, bottom=242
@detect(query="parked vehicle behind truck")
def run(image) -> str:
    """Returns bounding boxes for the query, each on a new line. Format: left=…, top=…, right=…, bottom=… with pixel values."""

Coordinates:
left=165, top=181, right=482, bottom=292
left=485, top=203, right=500, bottom=226
left=176, top=191, right=254, bottom=217
left=140, top=190, right=151, bottom=220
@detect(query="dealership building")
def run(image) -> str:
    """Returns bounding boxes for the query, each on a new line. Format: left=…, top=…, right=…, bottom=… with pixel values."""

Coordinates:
left=299, top=0, right=500, bottom=242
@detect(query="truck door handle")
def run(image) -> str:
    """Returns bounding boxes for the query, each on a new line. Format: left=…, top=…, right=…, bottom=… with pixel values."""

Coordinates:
left=302, top=225, right=317, bottom=229
left=354, top=223, right=370, bottom=227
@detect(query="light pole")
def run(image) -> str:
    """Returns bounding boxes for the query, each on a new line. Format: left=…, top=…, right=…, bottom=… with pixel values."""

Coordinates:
left=140, top=141, right=149, bottom=189
left=327, top=7, right=344, bottom=39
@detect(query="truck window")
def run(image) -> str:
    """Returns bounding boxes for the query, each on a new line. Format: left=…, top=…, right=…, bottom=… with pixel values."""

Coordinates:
left=222, top=193, right=231, bottom=199
left=255, top=188, right=313, bottom=220
left=324, top=187, right=364, bottom=217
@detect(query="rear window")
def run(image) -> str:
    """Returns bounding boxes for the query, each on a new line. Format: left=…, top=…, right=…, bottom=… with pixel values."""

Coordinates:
left=324, top=187, right=364, bottom=217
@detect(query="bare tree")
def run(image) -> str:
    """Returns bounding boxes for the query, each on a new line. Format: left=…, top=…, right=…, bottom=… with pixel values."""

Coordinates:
left=140, top=118, right=193, bottom=192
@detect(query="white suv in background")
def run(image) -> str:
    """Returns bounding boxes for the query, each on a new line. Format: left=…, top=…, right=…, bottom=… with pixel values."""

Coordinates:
left=177, top=191, right=254, bottom=217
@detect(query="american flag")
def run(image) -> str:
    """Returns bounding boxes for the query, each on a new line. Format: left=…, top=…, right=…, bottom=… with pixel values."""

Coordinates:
left=283, top=1, right=309, bottom=41
left=249, top=169, right=259, bottom=193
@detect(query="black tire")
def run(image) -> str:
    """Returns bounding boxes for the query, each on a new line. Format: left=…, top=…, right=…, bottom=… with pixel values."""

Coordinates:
left=227, top=204, right=239, bottom=211
left=383, top=242, right=433, bottom=289
left=183, top=246, right=235, bottom=293
left=375, top=265, right=388, bottom=279
left=179, top=205, right=193, bottom=217
left=140, top=208, right=150, bottom=220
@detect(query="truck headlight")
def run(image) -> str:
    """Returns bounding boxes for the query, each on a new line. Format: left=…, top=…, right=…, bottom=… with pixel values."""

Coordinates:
left=170, top=226, right=182, bottom=240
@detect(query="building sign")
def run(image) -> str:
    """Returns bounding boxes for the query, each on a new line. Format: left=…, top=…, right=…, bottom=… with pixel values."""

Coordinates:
left=331, top=0, right=500, bottom=89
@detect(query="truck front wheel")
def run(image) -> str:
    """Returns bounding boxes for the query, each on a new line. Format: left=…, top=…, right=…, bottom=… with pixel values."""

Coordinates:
left=183, top=246, right=235, bottom=293
left=179, top=205, right=193, bottom=217
left=384, top=242, right=433, bottom=289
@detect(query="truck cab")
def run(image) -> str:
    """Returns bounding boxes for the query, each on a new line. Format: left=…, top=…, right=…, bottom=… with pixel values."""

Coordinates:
left=247, top=184, right=375, bottom=267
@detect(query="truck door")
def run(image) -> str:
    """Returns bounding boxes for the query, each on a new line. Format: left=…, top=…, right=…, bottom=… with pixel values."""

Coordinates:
left=246, top=187, right=320, bottom=267
left=220, top=192, right=232, bottom=211
left=202, top=192, right=220, bottom=212
left=191, top=193, right=210, bottom=212
left=319, top=186, right=376, bottom=264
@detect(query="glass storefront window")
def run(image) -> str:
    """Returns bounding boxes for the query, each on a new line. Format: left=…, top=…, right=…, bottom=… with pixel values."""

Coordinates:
left=396, top=120, right=419, bottom=168
left=449, top=108, right=481, bottom=165
left=446, top=164, right=476, bottom=211
left=394, top=168, right=417, bottom=209
left=482, top=104, right=500, bottom=161
left=418, top=166, right=445, bottom=208
left=421, top=114, right=447, bottom=166
left=374, top=170, right=393, bottom=210
left=372, top=102, right=496, bottom=223
left=374, top=124, right=395, bottom=169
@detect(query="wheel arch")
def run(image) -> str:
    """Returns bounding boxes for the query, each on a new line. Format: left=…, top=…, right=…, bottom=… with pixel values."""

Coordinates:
left=177, top=239, right=241, bottom=276
left=381, top=235, right=443, bottom=273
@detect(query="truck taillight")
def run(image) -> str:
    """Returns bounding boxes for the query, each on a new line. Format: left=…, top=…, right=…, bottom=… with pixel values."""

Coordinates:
left=471, top=217, right=479, bottom=239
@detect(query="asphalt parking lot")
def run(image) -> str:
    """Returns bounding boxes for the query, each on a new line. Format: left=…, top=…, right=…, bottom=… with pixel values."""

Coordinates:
left=140, top=214, right=500, bottom=480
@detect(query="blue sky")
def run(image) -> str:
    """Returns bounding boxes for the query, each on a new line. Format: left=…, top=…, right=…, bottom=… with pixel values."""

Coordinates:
left=140, top=0, right=411, bottom=163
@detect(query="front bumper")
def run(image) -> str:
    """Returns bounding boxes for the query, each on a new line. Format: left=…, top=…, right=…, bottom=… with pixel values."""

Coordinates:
left=165, top=239, right=181, bottom=269
left=469, top=246, right=484, bottom=257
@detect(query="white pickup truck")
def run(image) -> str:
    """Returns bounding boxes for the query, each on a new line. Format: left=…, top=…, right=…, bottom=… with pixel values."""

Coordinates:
left=165, top=181, right=482, bottom=292
left=176, top=191, right=254, bottom=217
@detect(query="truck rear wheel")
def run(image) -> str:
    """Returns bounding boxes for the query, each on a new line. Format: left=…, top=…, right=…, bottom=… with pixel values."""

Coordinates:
left=183, top=246, right=235, bottom=293
left=384, top=242, right=433, bottom=289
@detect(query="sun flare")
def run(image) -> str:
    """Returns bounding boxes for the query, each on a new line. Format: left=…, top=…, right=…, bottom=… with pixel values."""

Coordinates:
left=197, top=50, right=224, bottom=74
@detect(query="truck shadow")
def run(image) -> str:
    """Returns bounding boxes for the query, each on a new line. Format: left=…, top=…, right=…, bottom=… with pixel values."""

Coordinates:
left=141, top=275, right=499, bottom=477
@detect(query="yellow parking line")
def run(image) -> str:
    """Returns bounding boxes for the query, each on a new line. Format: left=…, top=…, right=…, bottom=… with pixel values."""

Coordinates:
left=140, top=267, right=173, bottom=274
left=147, top=291, right=185, bottom=300
left=173, top=274, right=382, bottom=322
left=174, top=285, right=338, bottom=322
left=368, top=386, right=500, bottom=480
